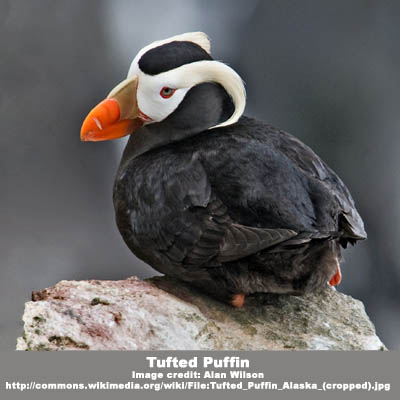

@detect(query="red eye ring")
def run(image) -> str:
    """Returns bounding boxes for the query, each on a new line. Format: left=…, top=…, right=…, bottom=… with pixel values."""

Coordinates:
left=160, top=87, right=176, bottom=98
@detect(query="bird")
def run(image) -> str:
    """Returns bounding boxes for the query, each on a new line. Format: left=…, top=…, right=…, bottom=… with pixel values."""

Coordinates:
left=81, top=32, right=366, bottom=308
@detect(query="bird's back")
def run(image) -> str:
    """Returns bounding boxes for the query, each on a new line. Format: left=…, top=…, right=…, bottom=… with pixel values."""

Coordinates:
left=164, top=116, right=365, bottom=240
left=113, top=116, right=365, bottom=300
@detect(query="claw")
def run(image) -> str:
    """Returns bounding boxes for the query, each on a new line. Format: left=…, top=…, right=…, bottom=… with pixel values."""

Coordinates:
left=231, top=293, right=245, bottom=308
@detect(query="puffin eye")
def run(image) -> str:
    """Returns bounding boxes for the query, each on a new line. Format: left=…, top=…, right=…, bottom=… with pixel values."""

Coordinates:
left=160, top=86, right=176, bottom=99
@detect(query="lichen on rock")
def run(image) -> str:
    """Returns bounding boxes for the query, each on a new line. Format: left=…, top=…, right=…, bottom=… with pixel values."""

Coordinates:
left=16, top=276, right=386, bottom=351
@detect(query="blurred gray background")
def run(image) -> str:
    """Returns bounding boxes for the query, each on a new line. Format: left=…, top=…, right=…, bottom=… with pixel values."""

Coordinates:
left=1, top=0, right=399, bottom=350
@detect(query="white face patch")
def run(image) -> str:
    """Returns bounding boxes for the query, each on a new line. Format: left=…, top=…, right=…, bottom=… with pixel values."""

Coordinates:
left=130, top=63, right=191, bottom=122
left=126, top=32, right=246, bottom=128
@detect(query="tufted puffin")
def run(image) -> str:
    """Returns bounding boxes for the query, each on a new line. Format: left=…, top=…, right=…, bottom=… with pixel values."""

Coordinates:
left=81, top=32, right=366, bottom=307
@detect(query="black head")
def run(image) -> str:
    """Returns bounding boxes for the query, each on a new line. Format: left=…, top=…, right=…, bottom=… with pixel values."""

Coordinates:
left=138, top=40, right=213, bottom=75
left=81, top=32, right=245, bottom=153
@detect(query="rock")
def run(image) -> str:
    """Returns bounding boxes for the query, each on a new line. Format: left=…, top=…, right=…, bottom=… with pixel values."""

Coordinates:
left=16, top=276, right=386, bottom=351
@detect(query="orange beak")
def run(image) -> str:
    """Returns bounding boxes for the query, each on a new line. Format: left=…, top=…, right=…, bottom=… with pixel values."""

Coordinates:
left=81, top=75, right=145, bottom=142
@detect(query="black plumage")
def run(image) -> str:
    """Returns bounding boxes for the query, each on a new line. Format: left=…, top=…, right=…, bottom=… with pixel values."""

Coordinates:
left=138, top=41, right=212, bottom=75
left=113, top=80, right=366, bottom=305
left=76, top=34, right=366, bottom=306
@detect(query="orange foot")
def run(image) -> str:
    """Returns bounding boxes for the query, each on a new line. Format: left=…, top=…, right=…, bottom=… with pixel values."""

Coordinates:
left=231, top=293, right=246, bottom=308
left=329, top=261, right=342, bottom=286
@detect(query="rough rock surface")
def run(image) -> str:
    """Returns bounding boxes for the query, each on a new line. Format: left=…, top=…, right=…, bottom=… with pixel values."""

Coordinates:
left=16, top=276, right=386, bottom=351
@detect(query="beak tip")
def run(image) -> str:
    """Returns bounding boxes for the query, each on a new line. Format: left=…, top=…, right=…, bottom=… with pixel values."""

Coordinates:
left=80, top=129, right=88, bottom=142
left=80, top=98, right=123, bottom=142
